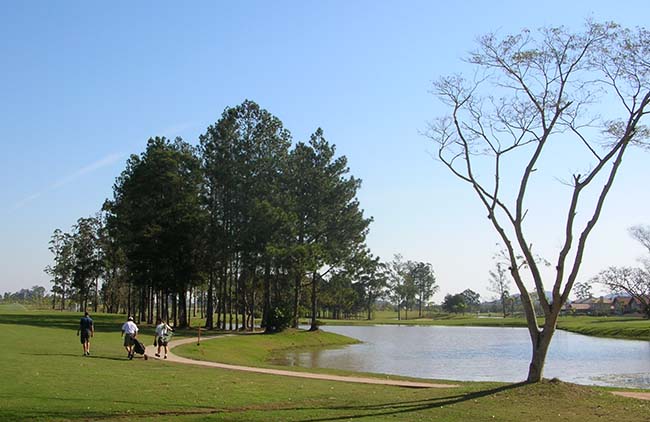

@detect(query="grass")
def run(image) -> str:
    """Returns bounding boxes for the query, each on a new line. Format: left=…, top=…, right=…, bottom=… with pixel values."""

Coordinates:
left=175, top=328, right=359, bottom=368
left=556, top=316, right=650, bottom=340
left=1, top=307, right=650, bottom=421
left=313, top=310, right=650, bottom=340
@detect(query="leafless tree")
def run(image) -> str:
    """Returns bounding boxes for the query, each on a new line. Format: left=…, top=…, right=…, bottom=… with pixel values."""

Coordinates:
left=629, top=225, right=650, bottom=255
left=591, top=266, right=650, bottom=317
left=488, top=260, right=511, bottom=317
left=591, top=224, right=650, bottom=317
left=427, top=22, right=650, bottom=382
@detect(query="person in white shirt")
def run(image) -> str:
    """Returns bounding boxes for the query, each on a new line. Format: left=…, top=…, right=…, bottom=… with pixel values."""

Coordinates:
left=153, top=318, right=174, bottom=359
left=121, top=316, right=139, bottom=360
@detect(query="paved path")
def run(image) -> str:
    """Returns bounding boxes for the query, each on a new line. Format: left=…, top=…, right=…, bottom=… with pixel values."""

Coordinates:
left=145, top=335, right=458, bottom=389
left=611, top=392, right=650, bottom=401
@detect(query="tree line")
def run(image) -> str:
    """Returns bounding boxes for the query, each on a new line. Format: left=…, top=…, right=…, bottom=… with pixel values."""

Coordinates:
left=1, top=286, right=48, bottom=306
left=44, top=100, right=438, bottom=331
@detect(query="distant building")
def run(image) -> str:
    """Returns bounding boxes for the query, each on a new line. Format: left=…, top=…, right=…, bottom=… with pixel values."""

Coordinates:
left=564, top=296, right=614, bottom=315
left=612, top=296, right=646, bottom=315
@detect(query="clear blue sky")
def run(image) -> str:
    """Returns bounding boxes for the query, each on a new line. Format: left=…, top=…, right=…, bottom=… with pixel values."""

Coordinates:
left=1, top=0, right=649, bottom=301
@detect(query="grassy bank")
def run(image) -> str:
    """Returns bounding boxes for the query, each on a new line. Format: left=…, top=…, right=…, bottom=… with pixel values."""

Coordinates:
left=556, top=316, right=650, bottom=340
left=313, top=310, right=650, bottom=340
left=175, top=328, right=360, bottom=369
left=1, top=308, right=649, bottom=421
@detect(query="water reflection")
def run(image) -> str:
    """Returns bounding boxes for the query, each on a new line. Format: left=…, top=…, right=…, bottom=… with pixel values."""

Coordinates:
left=278, top=325, right=650, bottom=388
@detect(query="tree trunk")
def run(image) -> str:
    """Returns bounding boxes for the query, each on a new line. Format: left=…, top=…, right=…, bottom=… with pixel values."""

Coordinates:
left=250, top=268, right=256, bottom=331
left=139, top=287, right=146, bottom=323
left=262, top=261, right=271, bottom=332
left=94, top=278, right=99, bottom=313
left=526, top=326, right=555, bottom=383
left=172, top=294, right=178, bottom=327
left=309, top=272, right=318, bottom=331
left=178, top=287, right=188, bottom=328
left=228, top=259, right=233, bottom=331
left=205, top=271, right=214, bottom=329
left=367, top=295, right=372, bottom=321
left=292, top=271, right=302, bottom=328
left=220, top=265, right=227, bottom=330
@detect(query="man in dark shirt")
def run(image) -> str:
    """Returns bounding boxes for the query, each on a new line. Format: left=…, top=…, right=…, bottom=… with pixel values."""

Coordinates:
left=77, top=311, right=94, bottom=356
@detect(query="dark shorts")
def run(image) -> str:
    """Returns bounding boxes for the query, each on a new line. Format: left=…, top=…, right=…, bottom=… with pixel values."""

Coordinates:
left=80, top=330, right=91, bottom=344
left=124, top=335, right=135, bottom=347
left=157, top=336, right=168, bottom=346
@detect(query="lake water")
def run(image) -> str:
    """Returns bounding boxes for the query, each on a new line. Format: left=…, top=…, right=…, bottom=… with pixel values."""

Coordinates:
left=279, top=325, right=650, bottom=388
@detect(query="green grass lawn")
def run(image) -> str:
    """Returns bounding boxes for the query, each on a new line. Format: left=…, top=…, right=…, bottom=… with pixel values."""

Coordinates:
left=1, top=306, right=649, bottom=421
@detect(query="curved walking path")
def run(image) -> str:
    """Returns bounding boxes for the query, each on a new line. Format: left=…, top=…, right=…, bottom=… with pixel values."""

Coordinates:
left=611, top=392, right=650, bottom=401
left=145, top=335, right=458, bottom=389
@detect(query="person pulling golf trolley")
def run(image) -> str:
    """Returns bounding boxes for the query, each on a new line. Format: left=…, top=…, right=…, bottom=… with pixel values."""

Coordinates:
left=121, top=316, right=148, bottom=360
left=153, top=318, right=174, bottom=359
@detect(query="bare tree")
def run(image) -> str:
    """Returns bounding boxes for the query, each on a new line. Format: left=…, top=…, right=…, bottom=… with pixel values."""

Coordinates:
left=427, top=22, right=650, bottom=382
left=591, top=266, right=650, bottom=317
left=629, top=225, right=650, bottom=255
left=572, top=281, right=593, bottom=301
left=488, top=261, right=511, bottom=317
left=591, top=224, right=650, bottom=317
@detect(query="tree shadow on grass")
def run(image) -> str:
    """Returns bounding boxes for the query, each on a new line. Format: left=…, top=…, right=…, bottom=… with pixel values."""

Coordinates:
left=293, top=383, right=527, bottom=422
left=0, top=313, right=125, bottom=333
left=0, top=312, right=208, bottom=338
left=0, top=396, right=224, bottom=422
left=21, top=352, right=131, bottom=362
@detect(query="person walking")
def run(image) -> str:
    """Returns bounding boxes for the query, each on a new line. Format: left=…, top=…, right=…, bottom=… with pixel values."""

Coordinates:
left=121, top=316, right=139, bottom=360
left=77, top=311, right=94, bottom=356
left=153, top=318, right=174, bottom=359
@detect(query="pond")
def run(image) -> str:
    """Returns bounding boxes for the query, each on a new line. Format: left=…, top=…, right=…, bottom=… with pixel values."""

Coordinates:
left=278, top=325, right=650, bottom=389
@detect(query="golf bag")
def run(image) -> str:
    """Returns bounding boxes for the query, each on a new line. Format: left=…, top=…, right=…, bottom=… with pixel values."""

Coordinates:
left=132, top=338, right=146, bottom=355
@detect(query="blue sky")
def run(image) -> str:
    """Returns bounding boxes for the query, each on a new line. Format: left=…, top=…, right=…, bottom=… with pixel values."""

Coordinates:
left=1, top=1, right=649, bottom=301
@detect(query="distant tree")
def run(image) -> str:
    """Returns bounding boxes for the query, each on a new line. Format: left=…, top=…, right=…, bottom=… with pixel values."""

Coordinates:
left=442, top=293, right=467, bottom=314
left=387, top=255, right=408, bottom=320
left=354, top=254, right=388, bottom=320
left=45, top=229, right=74, bottom=310
left=70, top=216, right=103, bottom=312
left=573, top=282, right=593, bottom=301
left=488, top=262, right=511, bottom=317
left=98, top=204, right=129, bottom=314
left=407, top=261, right=438, bottom=317
left=461, top=289, right=481, bottom=312
left=428, top=22, right=650, bottom=382
left=0, top=286, right=49, bottom=305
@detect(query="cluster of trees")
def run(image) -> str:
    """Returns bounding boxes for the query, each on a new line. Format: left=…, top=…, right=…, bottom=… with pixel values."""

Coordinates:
left=1, top=286, right=48, bottom=306
left=46, top=101, right=373, bottom=331
left=387, top=255, right=439, bottom=320
left=441, top=289, right=481, bottom=314
left=44, top=100, right=440, bottom=331
left=45, top=217, right=104, bottom=313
